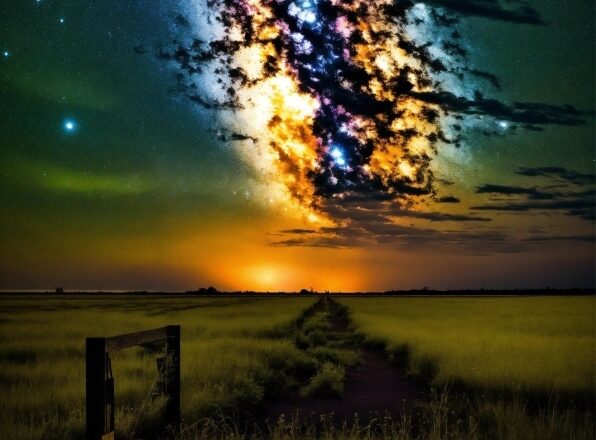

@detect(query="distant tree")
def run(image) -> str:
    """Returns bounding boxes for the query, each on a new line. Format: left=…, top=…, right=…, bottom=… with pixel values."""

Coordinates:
left=190, top=286, right=218, bottom=295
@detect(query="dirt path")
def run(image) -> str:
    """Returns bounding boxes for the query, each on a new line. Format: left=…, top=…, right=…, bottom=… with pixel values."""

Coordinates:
left=260, top=300, right=427, bottom=424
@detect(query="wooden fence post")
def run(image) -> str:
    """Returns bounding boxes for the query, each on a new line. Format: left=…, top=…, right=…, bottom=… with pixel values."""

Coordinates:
left=165, top=325, right=181, bottom=426
left=86, top=337, right=107, bottom=440
left=86, top=326, right=181, bottom=437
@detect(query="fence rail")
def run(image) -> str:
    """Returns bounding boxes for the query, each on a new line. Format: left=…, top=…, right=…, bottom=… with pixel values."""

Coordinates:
left=86, top=325, right=181, bottom=440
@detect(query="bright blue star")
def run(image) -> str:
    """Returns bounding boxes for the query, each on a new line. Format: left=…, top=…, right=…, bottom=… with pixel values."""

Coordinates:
left=499, top=121, right=509, bottom=129
left=330, top=147, right=346, bottom=166
left=59, top=17, right=65, bottom=24
left=2, top=51, right=9, bottom=58
left=330, top=147, right=343, bottom=159
left=63, top=119, right=77, bottom=133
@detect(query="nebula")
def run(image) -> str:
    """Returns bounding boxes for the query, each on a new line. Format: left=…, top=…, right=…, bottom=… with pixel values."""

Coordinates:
left=161, top=0, right=587, bottom=226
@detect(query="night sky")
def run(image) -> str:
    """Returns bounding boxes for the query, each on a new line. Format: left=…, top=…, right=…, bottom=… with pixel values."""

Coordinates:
left=1, top=0, right=594, bottom=291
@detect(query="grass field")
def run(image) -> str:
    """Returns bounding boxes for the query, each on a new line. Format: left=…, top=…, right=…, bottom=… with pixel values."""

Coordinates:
left=0, top=294, right=594, bottom=440
left=336, top=296, right=595, bottom=440
left=0, top=295, right=317, bottom=440
left=338, top=296, right=595, bottom=395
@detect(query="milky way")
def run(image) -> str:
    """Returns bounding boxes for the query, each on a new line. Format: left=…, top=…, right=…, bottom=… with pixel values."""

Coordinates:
left=162, top=0, right=587, bottom=225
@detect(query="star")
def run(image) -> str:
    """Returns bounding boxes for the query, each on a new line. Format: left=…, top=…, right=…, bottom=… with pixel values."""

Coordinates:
left=499, top=121, right=509, bottom=129
left=330, top=147, right=343, bottom=159
left=63, top=119, right=77, bottom=133
left=2, top=51, right=9, bottom=58
left=59, top=17, right=65, bottom=24
left=330, top=147, right=346, bottom=166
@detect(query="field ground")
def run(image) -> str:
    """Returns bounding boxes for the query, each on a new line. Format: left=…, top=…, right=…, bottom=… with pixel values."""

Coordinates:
left=338, top=296, right=595, bottom=395
left=0, top=294, right=594, bottom=440
left=261, top=299, right=426, bottom=423
left=0, top=295, right=317, bottom=439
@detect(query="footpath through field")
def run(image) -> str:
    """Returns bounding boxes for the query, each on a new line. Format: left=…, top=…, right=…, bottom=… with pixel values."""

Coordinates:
left=261, top=298, right=427, bottom=424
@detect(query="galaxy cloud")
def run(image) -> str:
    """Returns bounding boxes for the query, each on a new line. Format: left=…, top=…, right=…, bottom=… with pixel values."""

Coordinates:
left=161, top=0, right=588, bottom=228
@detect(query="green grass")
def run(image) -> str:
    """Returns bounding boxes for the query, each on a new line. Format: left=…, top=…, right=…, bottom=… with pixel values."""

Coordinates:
left=300, top=362, right=345, bottom=398
left=290, top=306, right=358, bottom=399
left=1, top=295, right=594, bottom=440
left=338, top=296, right=595, bottom=396
left=334, top=296, right=595, bottom=440
left=0, top=295, right=317, bottom=440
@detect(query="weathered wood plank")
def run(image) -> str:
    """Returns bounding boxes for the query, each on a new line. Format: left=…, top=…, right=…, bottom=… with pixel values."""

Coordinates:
left=87, top=325, right=181, bottom=438
left=165, top=325, right=181, bottom=425
left=86, top=337, right=107, bottom=440
left=105, top=327, right=168, bottom=352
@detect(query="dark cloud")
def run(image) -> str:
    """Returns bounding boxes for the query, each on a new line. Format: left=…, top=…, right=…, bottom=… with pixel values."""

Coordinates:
left=516, top=167, right=595, bottom=185
left=474, top=169, right=595, bottom=221
left=273, top=215, right=521, bottom=254
left=279, top=228, right=318, bottom=234
left=476, top=184, right=554, bottom=200
left=271, top=238, right=307, bottom=247
left=270, top=237, right=348, bottom=249
left=230, top=133, right=255, bottom=142
left=215, top=130, right=257, bottom=142
left=466, top=68, right=502, bottom=90
left=435, top=195, right=460, bottom=203
left=523, top=234, right=595, bottom=243
left=279, top=197, right=504, bottom=251
left=420, top=0, right=545, bottom=25
left=472, top=198, right=595, bottom=220
left=274, top=185, right=594, bottom=253
left=389, top=209, right=492, bottom=222
left=411, top=91, right=589, bottom=128
left=472, top=199, right=592, bottom=211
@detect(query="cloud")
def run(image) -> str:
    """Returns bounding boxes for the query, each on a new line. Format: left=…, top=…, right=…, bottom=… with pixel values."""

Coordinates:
left=419, top=0, right=545, bottom=25
left=472, top=197, right=595, bottom=221
left=435, top=195, right=460, bottom=203
left=516, top=167, right=595, bottom=185
left=410, top=91, right=589, bottom=129
left=472, top=199, right=593, bottom=212
left=273, top=187, right=594, bottom=253
left=476, top=184, right=554, bottom=200
left=388, top=210, right=492, bottom=222
left=474, top=167, right=595, bottom=221
left=270, top=236, right=349, bottom=249
left=466, top=68, right=501, bottom=90
left=273, top=215, right=522, bottom=254
left=279, top=228, right=318, bottom=234
left=523, top=234, right=595, bottom=243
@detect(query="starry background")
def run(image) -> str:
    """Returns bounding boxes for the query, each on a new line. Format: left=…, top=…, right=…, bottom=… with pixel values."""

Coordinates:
left=1, top=0, right=594, bottom=291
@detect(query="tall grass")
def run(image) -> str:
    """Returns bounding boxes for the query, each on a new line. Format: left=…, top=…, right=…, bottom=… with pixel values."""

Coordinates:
left=338, top=296, right=595, bottom=396
left=335, top=296, right=595, bottom=440
left=0, top=295, right=316, bottom=440
left=2, top=295, right=594, bottom=440
left=171, top=390, right=594, bottom=440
